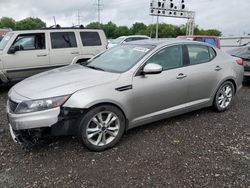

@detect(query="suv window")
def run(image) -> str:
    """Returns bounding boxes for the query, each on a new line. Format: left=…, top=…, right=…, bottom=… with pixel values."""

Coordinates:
left=11, top=33, right=45, bottom=51
left=187, top=45, right=211, bottom=65
left=80, top=32, right=101, bottom=46
left=147, top=45, right=183, bottom=70
left=50, top=32, right=77, bottom=49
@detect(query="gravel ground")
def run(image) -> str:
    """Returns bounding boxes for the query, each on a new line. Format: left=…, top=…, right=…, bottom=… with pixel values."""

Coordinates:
left=0, top=85, right=249, bottom=188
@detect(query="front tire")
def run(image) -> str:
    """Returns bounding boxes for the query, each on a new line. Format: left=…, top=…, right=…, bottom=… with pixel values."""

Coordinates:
left=79, top=105, right=125, bottom=151
left=213, top=81, right=235, bottom=112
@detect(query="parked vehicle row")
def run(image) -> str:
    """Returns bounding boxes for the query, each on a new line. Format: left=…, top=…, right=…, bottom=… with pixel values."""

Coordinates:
left=0, top=28, right=107, bottom=84
left=7, top=39, right=244, bottom=151
left=108, top=35, right=150, bottom=48
left=177, top=35, right=221, bottom=49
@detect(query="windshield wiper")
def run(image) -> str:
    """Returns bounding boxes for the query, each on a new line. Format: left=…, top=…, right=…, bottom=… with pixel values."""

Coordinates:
left=86, top=65, right=105, bottom=71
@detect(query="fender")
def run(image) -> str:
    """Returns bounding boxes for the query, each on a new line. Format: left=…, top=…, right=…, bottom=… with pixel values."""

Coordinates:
left=211, top=76, right=238, bottom=100
left=0, top=70, right=9, bottom=83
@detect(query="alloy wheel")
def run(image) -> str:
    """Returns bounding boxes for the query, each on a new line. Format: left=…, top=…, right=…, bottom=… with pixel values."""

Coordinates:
left=86, top=111, right=120, bottom=146
left=217, top=84, right=233, bottom=109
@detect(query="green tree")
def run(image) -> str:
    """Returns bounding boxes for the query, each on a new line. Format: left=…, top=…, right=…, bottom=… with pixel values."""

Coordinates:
left=102, top=21, right=118, bottom=39
left=15, top=17, right=46, bottom=30
left=0, top=17, right=16, bottom=30
left=115, top=26, right=131, bottom=38
left=131, top=22, right=147, bottom=35
left=86, top=22, right=101, bottom=29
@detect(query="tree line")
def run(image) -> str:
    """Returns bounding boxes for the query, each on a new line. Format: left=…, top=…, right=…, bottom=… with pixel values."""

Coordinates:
left=0, top=17, right=221, bottom=39
left=0, top=17, right=46, bottom=30
left=86, top=22, right=221, bottom=39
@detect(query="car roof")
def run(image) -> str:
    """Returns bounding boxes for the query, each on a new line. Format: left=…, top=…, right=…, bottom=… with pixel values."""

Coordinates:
left=178, top=35, right=220, bottom=39
left=124, top=38, right=214, bottom=47
left=119, top=35, right=150, bottom=38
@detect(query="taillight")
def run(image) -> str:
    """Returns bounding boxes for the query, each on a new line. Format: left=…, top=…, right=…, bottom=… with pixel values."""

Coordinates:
left=236, top=58, right=243, bottom=66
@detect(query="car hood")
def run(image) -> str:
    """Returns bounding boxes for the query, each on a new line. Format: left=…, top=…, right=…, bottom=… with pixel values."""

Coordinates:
left=12, top=64, right=120, bottom=99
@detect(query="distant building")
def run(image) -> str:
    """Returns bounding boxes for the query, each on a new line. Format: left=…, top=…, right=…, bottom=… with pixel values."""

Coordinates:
left=0, top=28, right=12, bottom=38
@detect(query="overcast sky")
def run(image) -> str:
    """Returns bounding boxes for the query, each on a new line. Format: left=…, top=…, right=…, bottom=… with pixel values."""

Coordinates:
left=0, top=0, right=249, bottom=36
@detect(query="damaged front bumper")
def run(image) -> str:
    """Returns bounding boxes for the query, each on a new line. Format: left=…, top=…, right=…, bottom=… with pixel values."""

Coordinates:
left=7, top=100, right=84, bottom=145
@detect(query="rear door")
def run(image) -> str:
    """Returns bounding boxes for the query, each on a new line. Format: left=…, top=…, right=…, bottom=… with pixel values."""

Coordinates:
left=2, top=33, right=50, bottom=80
left=184, top=44, right=221, bottom=103
left=49, top=31, right=80, bottom=66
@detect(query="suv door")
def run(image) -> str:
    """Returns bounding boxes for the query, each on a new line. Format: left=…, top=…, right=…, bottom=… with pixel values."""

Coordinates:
left=49, top=31, right=80, bottom=66
left=184, top=44, right=221, bottom=103
left=2, top=33, right=49, bottom=80
left=132, top=45, right=189, bottom=122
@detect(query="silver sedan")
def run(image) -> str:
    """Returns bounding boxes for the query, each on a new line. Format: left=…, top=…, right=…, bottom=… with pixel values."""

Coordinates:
left=7, top=39, right=244, bottom=151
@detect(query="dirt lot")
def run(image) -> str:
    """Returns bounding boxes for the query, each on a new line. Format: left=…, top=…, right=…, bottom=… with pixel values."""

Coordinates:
left=0, top=85, right=249, bottom=188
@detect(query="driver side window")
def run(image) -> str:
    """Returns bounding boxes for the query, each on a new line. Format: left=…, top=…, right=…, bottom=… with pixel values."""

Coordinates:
left=146, top=45, right=183, bottom=70
left=11, top=33, right=45, bottom=51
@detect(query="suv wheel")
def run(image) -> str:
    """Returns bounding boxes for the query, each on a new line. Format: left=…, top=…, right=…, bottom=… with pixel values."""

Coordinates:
left=79, top=105, right=125, bottom=151
left=213, top=81, right=235, bottom=112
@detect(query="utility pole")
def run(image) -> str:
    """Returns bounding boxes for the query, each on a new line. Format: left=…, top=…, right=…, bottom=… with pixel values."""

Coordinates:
left=77, top=10, right=81, bottom=25
left=98, top=0, right=101, bottom=26
left=96, top=0, right=103, bottom=28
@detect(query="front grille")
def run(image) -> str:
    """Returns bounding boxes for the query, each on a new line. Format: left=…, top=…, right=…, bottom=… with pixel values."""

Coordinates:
left=8, top=99, right=19, bottom=113
left=244, top=66, right=250, bottom=72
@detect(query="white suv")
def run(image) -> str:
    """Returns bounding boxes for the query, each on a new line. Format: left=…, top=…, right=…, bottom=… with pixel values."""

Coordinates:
left=0, top=28, right=107, bottom=84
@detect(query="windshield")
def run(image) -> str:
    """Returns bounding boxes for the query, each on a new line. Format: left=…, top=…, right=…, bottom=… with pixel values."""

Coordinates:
left=86, top=45, right=155, bottom=73
left=111, top=37, right=126, bottom=44
left=0, top=33, right=13, bottom=50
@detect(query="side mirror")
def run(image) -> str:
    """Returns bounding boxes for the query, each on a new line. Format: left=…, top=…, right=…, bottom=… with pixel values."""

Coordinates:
left=142, top=63, right=163, bottom=75
left=8, top=46, right=20, bottom=54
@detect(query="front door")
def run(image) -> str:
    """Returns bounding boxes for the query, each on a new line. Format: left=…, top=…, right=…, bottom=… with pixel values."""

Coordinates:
left=131, top=45, right=189, bottom=123
left=3, top=33, right=50, bottom=80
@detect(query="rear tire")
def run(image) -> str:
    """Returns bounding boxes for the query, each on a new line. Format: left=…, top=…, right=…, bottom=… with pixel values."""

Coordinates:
left=213, top=81, right=235, bottom=112
left=78, top=105, right=125, bottom=151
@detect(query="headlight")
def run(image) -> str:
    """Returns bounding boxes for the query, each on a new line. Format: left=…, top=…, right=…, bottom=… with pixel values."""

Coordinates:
left=15, top=95, right=70, bottom=114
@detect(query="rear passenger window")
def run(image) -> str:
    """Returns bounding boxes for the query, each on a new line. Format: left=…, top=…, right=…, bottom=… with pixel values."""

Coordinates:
left=80, top=32, right=101, bottom=46
left=50, top=32, right=77, bottom=49
left=209, top=47, right=216, bottom=59
left=187, top=45, right=211, bottom=65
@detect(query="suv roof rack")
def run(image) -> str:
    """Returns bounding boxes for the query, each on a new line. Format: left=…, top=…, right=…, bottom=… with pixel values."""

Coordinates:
left=41, top=24, right=86, bottom=30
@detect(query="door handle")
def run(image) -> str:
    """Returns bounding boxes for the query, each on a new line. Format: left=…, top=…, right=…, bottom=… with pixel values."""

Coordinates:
left=71, top=52, right=80, bottom=55
left=215, top=66, right=222, bottom=71
left=37, top=54, right=47, bottom=57
left=176, top=73, right=187, bottom=79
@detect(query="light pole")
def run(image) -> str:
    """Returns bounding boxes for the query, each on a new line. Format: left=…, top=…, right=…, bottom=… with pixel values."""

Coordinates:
left=156, top=0, right=159, bottom=39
